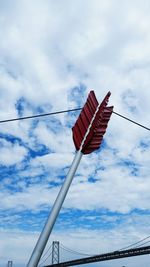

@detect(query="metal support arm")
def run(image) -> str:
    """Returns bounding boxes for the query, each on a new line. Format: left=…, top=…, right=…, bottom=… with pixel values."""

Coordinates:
left=27, top=150, right=83, bottom=267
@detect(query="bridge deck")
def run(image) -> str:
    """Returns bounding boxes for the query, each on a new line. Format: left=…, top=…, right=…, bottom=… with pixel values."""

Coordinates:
left=44, top=245, right=150, bottom=267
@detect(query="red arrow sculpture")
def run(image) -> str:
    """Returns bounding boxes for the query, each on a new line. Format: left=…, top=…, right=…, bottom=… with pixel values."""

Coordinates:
left=27, top=90, right=113, bottom=267
left=72, top=90, right=113, bottom=154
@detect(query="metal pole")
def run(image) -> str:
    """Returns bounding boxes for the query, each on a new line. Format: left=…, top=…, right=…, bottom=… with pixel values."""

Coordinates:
left=27, top=150, right=83, bottom=267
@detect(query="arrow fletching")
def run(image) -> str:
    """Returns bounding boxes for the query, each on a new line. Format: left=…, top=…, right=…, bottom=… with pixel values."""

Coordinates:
left=72, top=91, right=113, bottom=154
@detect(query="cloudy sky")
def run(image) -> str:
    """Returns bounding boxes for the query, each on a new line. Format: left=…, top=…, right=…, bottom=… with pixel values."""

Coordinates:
left=0, top=0, right=150, bottom=266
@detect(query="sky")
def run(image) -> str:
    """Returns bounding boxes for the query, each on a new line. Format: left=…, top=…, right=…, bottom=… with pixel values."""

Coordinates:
left=0, top=0, right=150, bottom=266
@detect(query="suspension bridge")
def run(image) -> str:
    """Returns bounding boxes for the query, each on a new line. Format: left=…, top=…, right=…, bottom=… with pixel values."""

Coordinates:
left=36, top=238, right=150, bottom=267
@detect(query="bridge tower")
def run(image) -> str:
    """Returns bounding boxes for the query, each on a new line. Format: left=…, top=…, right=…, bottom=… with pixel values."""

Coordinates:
left=7, top=261, right=13, bottom=267
left=52, top=241, right=59, bottom=264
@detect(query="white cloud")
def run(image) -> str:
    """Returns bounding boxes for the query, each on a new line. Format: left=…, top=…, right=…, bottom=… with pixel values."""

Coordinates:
left=0, top=139, right=27, bottom=165
left=0, top=184, right=59, bottom=212
left=33, top=121, right=74, bottom=153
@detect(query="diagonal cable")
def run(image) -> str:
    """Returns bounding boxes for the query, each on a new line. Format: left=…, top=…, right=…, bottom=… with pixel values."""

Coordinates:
left=0, top=108, right=149, bottom=131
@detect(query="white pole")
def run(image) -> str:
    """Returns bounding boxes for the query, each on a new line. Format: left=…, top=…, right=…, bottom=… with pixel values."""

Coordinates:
left=27, top=150, right=83, bottom=267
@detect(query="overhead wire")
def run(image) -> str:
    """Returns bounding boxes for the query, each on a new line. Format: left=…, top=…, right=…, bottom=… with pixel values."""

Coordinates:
left=113, top=111, right=150, bottom=131
left=0, top=107, right=149, bottom=131
left=0, top=108, right=82, bottom=124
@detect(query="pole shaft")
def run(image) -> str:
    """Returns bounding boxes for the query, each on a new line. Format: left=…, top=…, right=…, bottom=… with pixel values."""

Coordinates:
left=27, top=150, right=83, bottom=267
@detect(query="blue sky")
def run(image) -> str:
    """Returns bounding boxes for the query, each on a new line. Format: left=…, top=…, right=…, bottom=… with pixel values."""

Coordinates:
left=0, top=1, right=150, bottom=266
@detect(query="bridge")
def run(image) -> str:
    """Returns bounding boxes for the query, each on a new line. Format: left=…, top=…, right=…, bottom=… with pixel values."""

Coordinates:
left=44, top=245, right=150, bottom=267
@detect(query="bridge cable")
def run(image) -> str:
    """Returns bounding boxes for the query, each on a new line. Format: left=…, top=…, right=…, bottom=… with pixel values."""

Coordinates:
left=40, top=244, right=52, bottom=261
left=133, top=239, right=150, bottom=249
left=38, top=251, right=52, bottom=267
left=119, top=235, right=150, bottom=251
left=60, top=243, right=94, bottom=257
left=60, top=235, right=150, bottom=258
